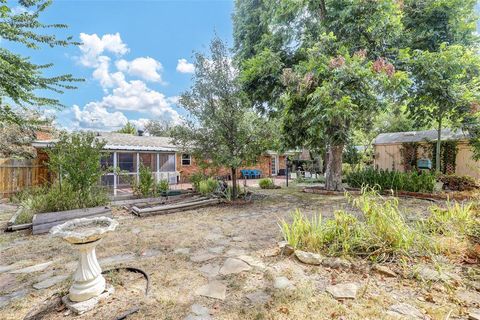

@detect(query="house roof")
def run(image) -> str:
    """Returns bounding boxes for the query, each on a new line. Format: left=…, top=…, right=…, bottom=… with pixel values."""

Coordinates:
left=97, top=132, right=177, bottom=152
left=33, top=132, right=178, bottom=152
left=373, top=128, right=469, bottom=145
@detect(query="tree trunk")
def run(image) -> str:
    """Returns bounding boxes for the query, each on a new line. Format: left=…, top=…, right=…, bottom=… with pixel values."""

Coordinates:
left=325, top=143, right=344, bottom=191
left=319, top=0, right=327, bottom=20
left=231, top=167, right=237, bottom=200
left=435, top=118, right=442, bottom=173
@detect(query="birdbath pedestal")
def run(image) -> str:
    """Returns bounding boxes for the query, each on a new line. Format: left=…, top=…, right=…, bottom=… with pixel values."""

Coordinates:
left=50, top=217, right=118, bottom=314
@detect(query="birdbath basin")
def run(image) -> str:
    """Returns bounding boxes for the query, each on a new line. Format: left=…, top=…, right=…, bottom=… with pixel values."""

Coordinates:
left=51, top=217, right=118, bottom=302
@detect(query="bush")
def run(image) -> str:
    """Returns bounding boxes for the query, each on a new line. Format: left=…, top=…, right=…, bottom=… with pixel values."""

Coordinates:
left=156, top=179, right=169, bottom=194
left=132, top=164, right=155, bottom=197
left=16, top=181, right=109, bottom=224
left=198, top=178, right=219, bottom=196
left=259, top=178, right=275, bottom=189
left=439, top=174, right=479, bottom=191
left=346, top=167, right=436, bottom=193
left=190, top=172, right=209, bottom=191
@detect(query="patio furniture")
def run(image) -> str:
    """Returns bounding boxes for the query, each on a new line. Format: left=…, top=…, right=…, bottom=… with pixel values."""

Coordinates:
left=252, top=169, right=261, bottom=178
left=240, top=169, right=250, bottom=179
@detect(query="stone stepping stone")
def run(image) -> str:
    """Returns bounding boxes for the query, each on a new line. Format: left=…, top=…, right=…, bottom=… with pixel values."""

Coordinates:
left=141, top=249, right=161, bottom=257
left=9, top=261, right=53, bottom=274
left=33, top=275, right=69, bottom=290
left=198, top=264, right=220, bottom=278
left=237, top=255, right=266, bottom=271
left=0, top=264, right=22, bottom=273
left=174, top=248, right=191, bottom=255
left=99, top=254, right=136, bottom=266
left=208, top=246, right=225, bottom=254
left=469, top=309, right=480, bottom=320
left=219, top=258, right=251, bottom=275
left=0, top=274, right=19, bottom=292
left=246, top=290, right=271, bottom=304
left=326, top=283, right=359, bottom=300
left=225, top=248, right=247, bottom=257
left=195, top=281, right=227, bottom=300
left=274, top=276, right=294, bottom=290
left=388, top=303, right=424, bottom=319
left=191, top=304, right=209, bottom=316
left=0, top=288, right=28, bottom=308
left=232, top=236, right=245, bottom=242
left=191, top=252, right=217, bottom=263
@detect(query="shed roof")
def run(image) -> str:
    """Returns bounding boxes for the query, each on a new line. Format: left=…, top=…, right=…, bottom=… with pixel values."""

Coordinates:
left=373, top=128, right=469, bottom=145
left=97, top=132, right=177, bottom=152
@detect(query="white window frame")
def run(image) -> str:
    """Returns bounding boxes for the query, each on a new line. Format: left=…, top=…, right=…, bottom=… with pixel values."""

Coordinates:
left=181, top=154, right=191, bottom=166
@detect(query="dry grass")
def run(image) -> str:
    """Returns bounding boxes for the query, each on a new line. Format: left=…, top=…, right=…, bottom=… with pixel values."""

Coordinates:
left=0, top=187, right=477, bottom=319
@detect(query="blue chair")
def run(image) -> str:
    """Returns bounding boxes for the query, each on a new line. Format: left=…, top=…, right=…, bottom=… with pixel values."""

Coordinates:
left=252, top=169, right=261, bottom=179
left=249, top=169, right=257, bottom=179
left=241, top=169, right=250, bottom=179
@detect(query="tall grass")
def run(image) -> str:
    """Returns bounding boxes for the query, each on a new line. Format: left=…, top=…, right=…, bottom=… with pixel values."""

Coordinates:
left=280, top=189, right=435, bottom=260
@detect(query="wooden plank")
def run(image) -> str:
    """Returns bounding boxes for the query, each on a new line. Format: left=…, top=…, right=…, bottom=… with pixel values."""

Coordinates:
left=133, top=198, right=220, bottom=217
left=32, top=212, right=113, bottom=235
left=33, top=206, right=111, bottom=225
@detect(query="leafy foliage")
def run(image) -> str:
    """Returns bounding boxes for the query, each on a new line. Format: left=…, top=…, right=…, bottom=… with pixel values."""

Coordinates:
left=116, top=122, right=137, bottom=135
left=346, top=167, right=436, bottom=193
left=132, top=164, right=156, bottom=197
left=198, top=178, right=219, bottom=196
left=47, top=131, right=107, bottom=201
left=15, top=181, right=109, bottom=224
left=157, top=179, right=169, bottom=193
left=170, top=37, right=273, bottom=199
left=401, top=45, right=480, bottom=167
left=439, top=174, right=479, bottom=191
left=144, top=119, right=173, bottom=137
left=0, top=0, right=82, bottom=125
left=258, top=178, right=275, bottom=189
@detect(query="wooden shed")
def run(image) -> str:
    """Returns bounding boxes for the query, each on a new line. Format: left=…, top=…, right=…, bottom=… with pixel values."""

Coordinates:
left=373, top=129, right=480, bottom=179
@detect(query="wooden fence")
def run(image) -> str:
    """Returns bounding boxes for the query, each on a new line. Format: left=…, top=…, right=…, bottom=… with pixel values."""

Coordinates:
left=0, top=157, right=50, bottom=198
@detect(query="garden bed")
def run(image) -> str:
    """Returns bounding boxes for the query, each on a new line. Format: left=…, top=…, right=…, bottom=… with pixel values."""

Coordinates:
left=303, top=186, right=476, bottom=201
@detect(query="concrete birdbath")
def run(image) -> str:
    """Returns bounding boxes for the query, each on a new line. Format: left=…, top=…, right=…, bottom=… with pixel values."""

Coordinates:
left=50, top=217, right=118, bottom=305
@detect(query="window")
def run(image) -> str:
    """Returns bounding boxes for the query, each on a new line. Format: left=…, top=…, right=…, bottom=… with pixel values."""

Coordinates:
left=118, top=153, right=135, bottom=172
left=181, top=154, right=191, bottom=166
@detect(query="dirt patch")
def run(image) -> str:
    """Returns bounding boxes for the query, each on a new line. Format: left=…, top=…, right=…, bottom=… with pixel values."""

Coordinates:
left=0, top=187, right=478, bottom=319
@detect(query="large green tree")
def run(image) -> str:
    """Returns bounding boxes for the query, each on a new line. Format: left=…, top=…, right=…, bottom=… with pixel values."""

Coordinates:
left=0, top=0, right=80, bottom=125
left=401, top=45, right=480, bottom=171
left=234, top=0, right=406, bottom=190
left=171, top=37, right=272, bottom=199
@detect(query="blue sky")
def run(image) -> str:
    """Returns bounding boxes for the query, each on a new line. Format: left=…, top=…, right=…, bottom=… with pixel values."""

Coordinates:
left=5, top=0, right=234, bottom=131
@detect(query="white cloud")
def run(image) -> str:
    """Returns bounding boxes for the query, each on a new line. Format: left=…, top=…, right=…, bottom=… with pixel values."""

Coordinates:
left=72, top=32, right=182, bottom=130
left=176, top=58, right=195, bottom=74
left=116, top=57, right=164, bottom=83
left=78, top=32, right=129, bottom=67
left=72, top=103, right=128, bottom=130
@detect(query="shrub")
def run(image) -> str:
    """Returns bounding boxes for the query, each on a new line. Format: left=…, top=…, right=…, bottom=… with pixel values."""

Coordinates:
left=439, top=174, right=479, bottom=191
left=16, top=181, right=109, bottom=224
left=132, top=164, right=155, bottom=197
left=190, top=172, right=208, bottom=191
left=346, top=167, right=436, bottom=193
left=259, top=178, right=275, bottom=189
left=156, top=179, right=169, bottom=194
left=198, top=178, right=219, bottom=196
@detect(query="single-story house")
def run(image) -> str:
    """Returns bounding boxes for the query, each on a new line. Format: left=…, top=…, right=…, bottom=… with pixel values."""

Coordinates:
left=373, top=128, right=480, bottom=179
left=30, top=131, right=293, bottom=196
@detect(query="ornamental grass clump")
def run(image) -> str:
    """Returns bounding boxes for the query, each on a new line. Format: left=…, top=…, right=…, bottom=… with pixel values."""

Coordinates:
left=280, top=188, right=432, bottom=260
left=259, top=178, right=275, bottom=189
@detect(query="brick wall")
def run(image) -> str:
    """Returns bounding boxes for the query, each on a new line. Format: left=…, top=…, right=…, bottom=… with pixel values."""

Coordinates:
left=176, top=153, right=281, bottom=182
